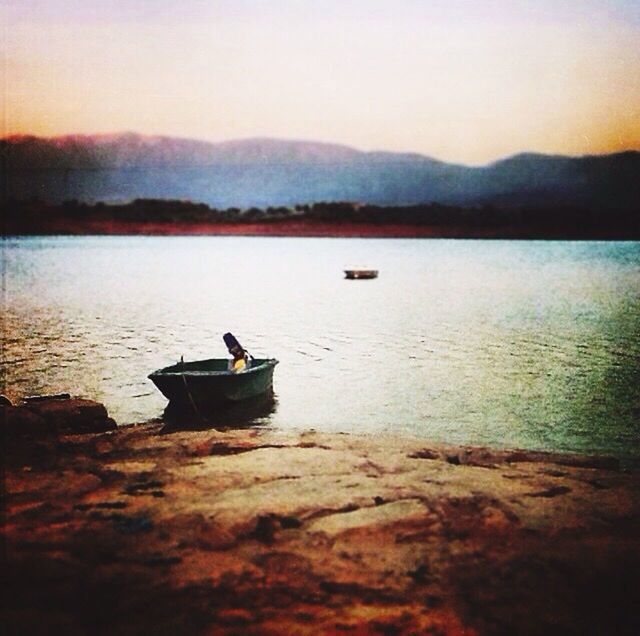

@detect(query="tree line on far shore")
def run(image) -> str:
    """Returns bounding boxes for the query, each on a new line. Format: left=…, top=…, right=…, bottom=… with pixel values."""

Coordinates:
left=2, top=197, right=638, bottom=238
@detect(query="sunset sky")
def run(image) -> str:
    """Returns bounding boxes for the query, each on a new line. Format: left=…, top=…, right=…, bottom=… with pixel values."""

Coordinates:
left=3, top=0, right=640, bottom=164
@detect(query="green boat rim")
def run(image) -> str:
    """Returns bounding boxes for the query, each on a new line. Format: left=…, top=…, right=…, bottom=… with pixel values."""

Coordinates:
left=148, top=358, right=278, bottom=379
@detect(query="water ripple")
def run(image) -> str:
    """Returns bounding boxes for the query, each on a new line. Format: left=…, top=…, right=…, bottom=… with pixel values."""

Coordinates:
left=3, top=237, right=639, bottom=466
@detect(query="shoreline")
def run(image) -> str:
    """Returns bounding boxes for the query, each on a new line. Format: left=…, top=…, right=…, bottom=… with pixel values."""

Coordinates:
left=4, top=219, right=639, bottom=240
left=4, top=404, right=640, bottom=634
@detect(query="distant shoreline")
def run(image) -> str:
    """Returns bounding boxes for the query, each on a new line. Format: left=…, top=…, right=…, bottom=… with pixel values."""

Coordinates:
left=4, top=219, right=639, bottom=240
left=4, top=198, right=638, bottom=239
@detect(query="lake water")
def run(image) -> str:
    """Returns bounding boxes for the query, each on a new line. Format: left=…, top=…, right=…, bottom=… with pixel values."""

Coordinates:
left=2, top=236, right=639, bottom=464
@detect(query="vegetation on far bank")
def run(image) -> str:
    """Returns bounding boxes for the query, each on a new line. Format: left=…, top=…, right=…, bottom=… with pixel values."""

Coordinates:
left=2, top=197, right=638, bottom=239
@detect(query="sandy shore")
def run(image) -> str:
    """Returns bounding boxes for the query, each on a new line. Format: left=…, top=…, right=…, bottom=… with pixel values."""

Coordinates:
left=3, top=417, right=640, bottom=635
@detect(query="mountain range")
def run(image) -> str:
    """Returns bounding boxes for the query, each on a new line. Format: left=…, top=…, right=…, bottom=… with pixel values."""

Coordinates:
left=2, top=133, right=639, bottom=210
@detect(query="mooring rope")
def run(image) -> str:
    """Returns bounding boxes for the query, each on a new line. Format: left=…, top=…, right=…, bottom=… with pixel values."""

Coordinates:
left=181, top=373, right=201, bottom=420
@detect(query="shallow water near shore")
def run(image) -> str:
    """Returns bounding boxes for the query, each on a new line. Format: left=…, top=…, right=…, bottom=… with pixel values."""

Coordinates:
left=2, top=236, right=639, bottom=463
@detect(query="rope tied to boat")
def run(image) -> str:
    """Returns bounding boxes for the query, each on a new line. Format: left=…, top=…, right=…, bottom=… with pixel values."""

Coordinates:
left=180, top=373, right=201, bottom=420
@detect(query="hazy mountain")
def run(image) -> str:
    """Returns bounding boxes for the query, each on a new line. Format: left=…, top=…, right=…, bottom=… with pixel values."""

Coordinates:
left=2, top=133, right=371, bottom=168
left=2, top=133, right=638, bottom=210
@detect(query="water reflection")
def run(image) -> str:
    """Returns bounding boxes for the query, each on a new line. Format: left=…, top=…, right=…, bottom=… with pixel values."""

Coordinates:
left=160, top=393, right=278, bottom=433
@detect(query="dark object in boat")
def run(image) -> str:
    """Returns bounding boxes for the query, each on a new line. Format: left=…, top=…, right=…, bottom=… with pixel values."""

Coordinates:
left=344, top=269, right=378, bottom=280
left=148, top=358, right=278, bottom=410
left=223, top=332, right=243, bottom=352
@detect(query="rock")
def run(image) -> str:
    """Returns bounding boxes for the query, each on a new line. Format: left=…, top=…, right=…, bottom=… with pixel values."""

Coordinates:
left=24, top=397, right=117, bottom=434
left=3, top=424, right=639, bottom=634
left=2, top=397, right=117, bottom=438
left=409, top=444, right=621, bottom=471
left=1, top=404, right=53, bottom=437
left=307, top=499, right=429, bottom=537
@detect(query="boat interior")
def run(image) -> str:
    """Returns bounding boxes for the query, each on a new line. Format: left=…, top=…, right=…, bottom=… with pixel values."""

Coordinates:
left=157, top=358, right=273, bottom=374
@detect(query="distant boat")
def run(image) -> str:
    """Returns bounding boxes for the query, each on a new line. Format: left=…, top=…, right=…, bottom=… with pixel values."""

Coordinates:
left=344, top=269, right=378, bottom=280
left=149, top=358, right=278, bottom=411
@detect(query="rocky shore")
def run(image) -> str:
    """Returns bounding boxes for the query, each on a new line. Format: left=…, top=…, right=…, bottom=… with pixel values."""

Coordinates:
left=3, top=397, right=640, bottom=635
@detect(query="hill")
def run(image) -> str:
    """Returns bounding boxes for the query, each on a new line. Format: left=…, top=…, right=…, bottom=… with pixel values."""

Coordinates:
left=2, top=133, right=639, bottom=210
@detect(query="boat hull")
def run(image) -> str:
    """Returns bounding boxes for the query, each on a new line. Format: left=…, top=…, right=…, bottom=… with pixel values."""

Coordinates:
left=149, top=358, right=278, bottom=410
left=344, top=269, right=378, bottom=279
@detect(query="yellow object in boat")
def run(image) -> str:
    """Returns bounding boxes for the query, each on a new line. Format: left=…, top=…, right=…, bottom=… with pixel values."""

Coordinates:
left=232, top=358, right=247, bottom=373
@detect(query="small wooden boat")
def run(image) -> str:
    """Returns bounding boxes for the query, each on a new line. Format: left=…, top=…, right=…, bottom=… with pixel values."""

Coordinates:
left=149, top=358, right=278, bottom=410
left=344, top=269, right=378, bottom=280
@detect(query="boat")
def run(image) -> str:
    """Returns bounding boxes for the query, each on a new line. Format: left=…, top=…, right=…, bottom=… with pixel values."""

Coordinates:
left=148, top=357, right=278, bottom=411
left=344, top=269, right=378, bottom=280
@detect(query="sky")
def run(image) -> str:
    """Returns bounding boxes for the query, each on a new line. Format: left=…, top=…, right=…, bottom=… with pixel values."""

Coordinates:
left=2, top=0, right=640, bottom=164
